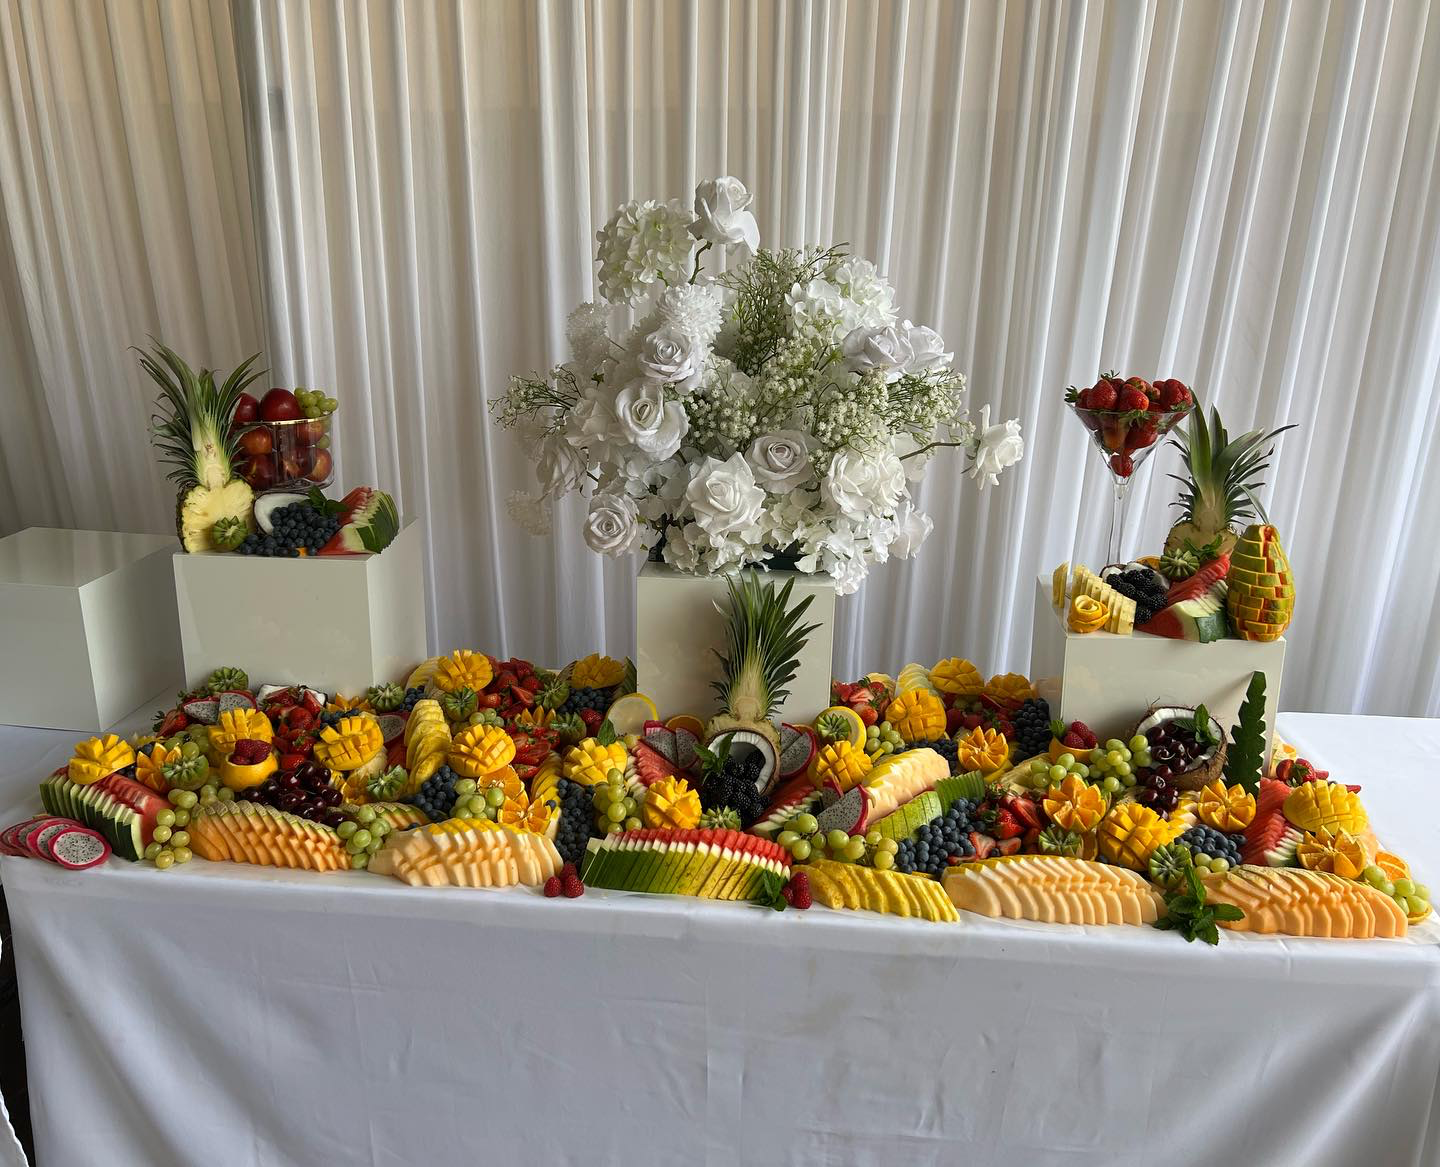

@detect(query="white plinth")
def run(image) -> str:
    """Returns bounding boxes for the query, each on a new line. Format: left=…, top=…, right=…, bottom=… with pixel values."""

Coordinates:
left=0, top=527, right=182, bottom=730
left=1030, top=575, right=1286, bottom=755
left=635, top=562, right=836, bottom=725
left=173, top=518, right=428, bottom=696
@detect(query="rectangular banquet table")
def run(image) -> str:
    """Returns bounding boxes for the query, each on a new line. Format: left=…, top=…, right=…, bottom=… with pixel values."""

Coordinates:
left=3, top=713, right=1440, bottom=1167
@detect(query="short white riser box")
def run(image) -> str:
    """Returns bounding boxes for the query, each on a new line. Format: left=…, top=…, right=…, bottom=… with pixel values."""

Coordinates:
left=173, top=518, right=428, bottom=697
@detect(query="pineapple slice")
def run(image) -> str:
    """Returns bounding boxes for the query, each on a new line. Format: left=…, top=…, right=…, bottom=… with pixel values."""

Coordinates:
left=178, top=480, right=255, bottom=553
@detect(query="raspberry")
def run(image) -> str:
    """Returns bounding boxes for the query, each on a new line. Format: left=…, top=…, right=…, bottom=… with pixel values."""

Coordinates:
left=1066, top=721, right=1097, bottom=749
left=543, top=876, right=562, bottom=898
left=788, top=873, right=812, bottom=910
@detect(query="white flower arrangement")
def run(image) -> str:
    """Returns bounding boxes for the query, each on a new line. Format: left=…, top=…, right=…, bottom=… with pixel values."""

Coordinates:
left=496, top=177, right=1022, bottom=595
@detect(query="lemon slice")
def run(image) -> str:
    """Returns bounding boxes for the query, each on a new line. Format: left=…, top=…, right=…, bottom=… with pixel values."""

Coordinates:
left=665, top=713, right=705, bottom=738
left=815, top=705, right=866, bottom=749
left=605, top=693, right=658, bottom=737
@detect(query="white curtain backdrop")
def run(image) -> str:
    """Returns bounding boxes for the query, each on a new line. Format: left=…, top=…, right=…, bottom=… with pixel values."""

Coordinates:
left=0, top=0, right=264, bottom=537
left=3, top=1, right=1439, bottom=717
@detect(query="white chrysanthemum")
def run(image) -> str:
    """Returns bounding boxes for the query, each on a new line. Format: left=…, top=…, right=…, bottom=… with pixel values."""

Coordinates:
left=595, top=199, right=695, bottom=305
left=657, top=284, right=725, bottom=349
left=566, top=303, right=613, bottom=369
left=506, top=490, right=552, bottom=537
left=831, top=258, right=897, bottom=332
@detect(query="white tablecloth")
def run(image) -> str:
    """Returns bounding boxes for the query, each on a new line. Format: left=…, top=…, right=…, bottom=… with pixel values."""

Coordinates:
left=4, top=713, right=1440, bottom=1167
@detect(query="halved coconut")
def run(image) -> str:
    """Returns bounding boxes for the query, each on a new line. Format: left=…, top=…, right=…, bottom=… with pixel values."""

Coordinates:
left=703, top=724, right=779, bottom=799
left=253, top=492, right=310, bottom=534
left=1131, top=704, right=1227, bottom=791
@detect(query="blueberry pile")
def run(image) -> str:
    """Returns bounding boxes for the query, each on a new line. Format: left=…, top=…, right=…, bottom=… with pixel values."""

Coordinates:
left=698, top=751, right=767, bottom=826
left=894, top=799, right=982, bottom=877
left=318, top=710, right=345, bottom=729
left=910, top=738, right=960, bottom=774
left=560, top=686, right=611, bottom=716
left=554, top=777, right=598, bottom=865
left=1013, top=698, right=1053, bottom=759
left=402, top=686, right=427, bottom=711
left=408, top=765, right=460, bottom=821
left=1179, top=825, right=1243, bottom=867
left=235, top=501, right=342, bottom=557
left=1105, top=567, right=1170, bottom=625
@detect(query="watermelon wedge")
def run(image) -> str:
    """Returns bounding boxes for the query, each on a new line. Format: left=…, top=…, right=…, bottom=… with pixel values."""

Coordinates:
left=1165, top=553, right=1231, bottom=606
left=317, top=487, right=400, bottom=555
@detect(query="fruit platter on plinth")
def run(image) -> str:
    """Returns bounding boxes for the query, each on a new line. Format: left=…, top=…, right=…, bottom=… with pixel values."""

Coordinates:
left=4, top=561, right=1429, bottom=945
left=493, top=176, right=1023, bottom=717
left=1033, top=381, right=1295, bottom=754
left=140, top=341, right=425, bottom=695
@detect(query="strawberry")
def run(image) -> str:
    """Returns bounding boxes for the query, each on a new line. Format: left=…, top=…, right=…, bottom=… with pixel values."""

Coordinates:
left=788, top=872, right=812, bottom=910
left=945, top=707, right=967, bottom=736
left=856, top=704, right=878, bottom=727
left=301, top=689, right=324, bottom=715
left=283, top=705, right=315, bottom=734
left=1088, top=379, right=1118, bottom=410
left=993, top=808, right=1023, bottom=839
left=387, top=740, right=406, bottom=768
left=579, top=707, right=602, bottom=733
left=476, top=691, right=503, bottom=709
left=1125, top=419, right=1158, bottom=450
left=561, top=874, right=585, bottom=898
left=996, top=837, right=1023, bottom=856
left=1075, top=386, right=1094, bottom=409
left=1110, top=452, right=1134, bottom=477
left=1127, top=376, right=1155, bottom=400
left=278, top=752, right=307, bottom=772
left=958, top=711, right=984, bottom=731
left=968, top=831, right=997, bottom=860
left=156, top=708, right=189, bottom=737
left=543, top=876, right=562, bottom=898
left=1117, top=386, right=1150, bottom=412
left=781, top=884, right=795, bottom=905
left=1101, top=417, right=1129, bottom=452
left=1004, top=794, right=1042, bottom=831
left=1158, top=379, right=1192, bottom=410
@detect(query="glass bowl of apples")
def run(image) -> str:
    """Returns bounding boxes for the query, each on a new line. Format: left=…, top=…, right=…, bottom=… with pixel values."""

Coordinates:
left=233, top=387, right=337, bottom=492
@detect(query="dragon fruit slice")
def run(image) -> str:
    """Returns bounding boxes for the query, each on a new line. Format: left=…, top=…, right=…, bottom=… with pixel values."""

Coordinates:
left=216, top=690, right=257, bottom=717
left=22, top=817, right=71, bottom=858
left=671, top=729, right=699, bottom=772
left=181, top=696, right=220, bottom=725
left=642, top=725, right=680, bottom=766
left=0, top=820, right=38, bottom=856
left=375, top=713, right=408, bottom=745
left=49, top=827, right=111, bottom=870
left=814, top=785, right=872, bottom=836
left=778, top=723, right=817, bottom=779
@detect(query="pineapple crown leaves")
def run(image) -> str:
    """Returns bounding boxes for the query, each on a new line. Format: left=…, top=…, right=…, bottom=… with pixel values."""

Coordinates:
left=139, top=339, right=265, bottom=489
left=710, top=574, right=820, bottom=722
left=1224, top=672, right=1267, bottom=796
left=1167, top=403, right=1297, bottom=529
left=1153, top=863, right=1244, bottom=944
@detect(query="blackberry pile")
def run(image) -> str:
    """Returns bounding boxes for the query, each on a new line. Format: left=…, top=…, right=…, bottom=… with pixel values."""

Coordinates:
left=402, top=686, right=427, bottom=711
left=698, top=752, right=766, bottom=827
left=894, top=799, right=981, bottom=877
left=910, top=738, right=959, bottom=774
left=560, top=686, right=611, bottom=716
left=554, top=777, right=598, bottom=865
left=235, top=501, right=342, bottom=557
left=409, top=765, right=460, bottom=821
left=1179, top=825, right=1243, bottom=868
left=1013, top=698, right=1053, bottom=759
left=1105, top=567, right=1170, bottom=625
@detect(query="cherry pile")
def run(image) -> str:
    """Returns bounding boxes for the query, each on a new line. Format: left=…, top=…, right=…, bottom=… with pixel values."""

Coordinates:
left=238, top=759, right=345, bottom=827
left=1134, top=720, right=1210, bottom=812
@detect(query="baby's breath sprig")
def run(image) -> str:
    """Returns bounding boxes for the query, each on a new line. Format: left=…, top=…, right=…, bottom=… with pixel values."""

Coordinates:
left=491, top=365, right=583, bottom=433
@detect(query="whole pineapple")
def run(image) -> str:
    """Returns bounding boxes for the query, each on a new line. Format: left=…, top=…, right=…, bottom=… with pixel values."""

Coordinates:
left=1226, top=524, right=1295, bottom=641
left=1164, top=405, right=1294, bottom=558
left=142, top=340, right=264, bottom=552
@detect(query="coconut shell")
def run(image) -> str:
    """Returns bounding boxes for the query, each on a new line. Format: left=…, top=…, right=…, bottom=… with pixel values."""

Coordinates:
left=1129, top=704, right=1228, bottom=792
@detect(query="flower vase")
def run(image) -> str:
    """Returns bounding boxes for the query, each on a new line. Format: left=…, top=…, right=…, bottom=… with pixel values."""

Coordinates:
left=633, top=561, right=836, bottom=727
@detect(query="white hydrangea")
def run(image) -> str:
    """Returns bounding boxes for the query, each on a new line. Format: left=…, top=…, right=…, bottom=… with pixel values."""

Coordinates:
left=786, top=278, right=846, bottom=337
left=595, top=199, right=695, bottom=305
left=830, top=258, right=897, bottom=332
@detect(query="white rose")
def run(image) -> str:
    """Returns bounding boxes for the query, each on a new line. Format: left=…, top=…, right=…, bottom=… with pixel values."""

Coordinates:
left=901, top=321, right=952, bottom=374
left=841, top=324, right=914, bottom=382
left=637, top=324, right=704, bottom=386
left=821, top=448, right=906, bottom=519
left=584, top=493, right=641, bottom=556
left=690, top=176, right=760, bottom=251
left=885, top=497, right=933, bottom=559
left=684, top=453, right=766, bottom=539
left=614, top=380, right=689, bottom=460
left=535, top=432, right=586, bottom=498
left=746, top=429, right=814, bottom=491
left=970, top=405, right=1024, bottom=488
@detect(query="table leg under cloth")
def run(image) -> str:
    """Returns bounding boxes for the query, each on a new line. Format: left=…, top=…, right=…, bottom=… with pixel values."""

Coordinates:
left=3, top=713, right=1439, bottom=1166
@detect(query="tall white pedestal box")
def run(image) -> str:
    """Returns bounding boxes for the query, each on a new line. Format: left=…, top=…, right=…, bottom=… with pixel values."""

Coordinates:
left=635, top=563, right=836, bottom=725
left=0, top=528, right=181, bottom=730
left=173, top=518, right=428, bottom=696
left=1030, top=576, right=1286, bottom=756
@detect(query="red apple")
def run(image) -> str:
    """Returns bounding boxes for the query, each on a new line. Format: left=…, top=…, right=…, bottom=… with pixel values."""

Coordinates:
left=233, top=392, right=260, bottom=425
left=237, top=426, right=273, bottom=456
left=295, top=419, right=326, bottom=446
left=240, top=453, right=276, bottom=489
left=305, top=448, right=333, bottom=482
left=259, top=388, right=302, bottom=421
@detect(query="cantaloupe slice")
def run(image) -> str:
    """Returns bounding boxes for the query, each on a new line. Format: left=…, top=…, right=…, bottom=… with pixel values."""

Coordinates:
left=1201, top=865, right=1406, bottom=938
left=942, top=856, right=1164, bottom=926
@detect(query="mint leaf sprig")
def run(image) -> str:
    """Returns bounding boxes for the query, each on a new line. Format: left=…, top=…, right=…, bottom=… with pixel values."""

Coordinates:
left=750, top=870, right=790, bottom=912
left=1153, top=865, right=1244, bottom=945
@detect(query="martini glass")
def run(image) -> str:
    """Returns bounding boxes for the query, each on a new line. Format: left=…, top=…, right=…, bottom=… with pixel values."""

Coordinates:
left=1068, top=402, right=1192, bottom=566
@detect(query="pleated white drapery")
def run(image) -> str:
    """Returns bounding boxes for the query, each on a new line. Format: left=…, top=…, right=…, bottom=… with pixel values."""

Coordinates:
left=3, top=1, right=1439, bottom=717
